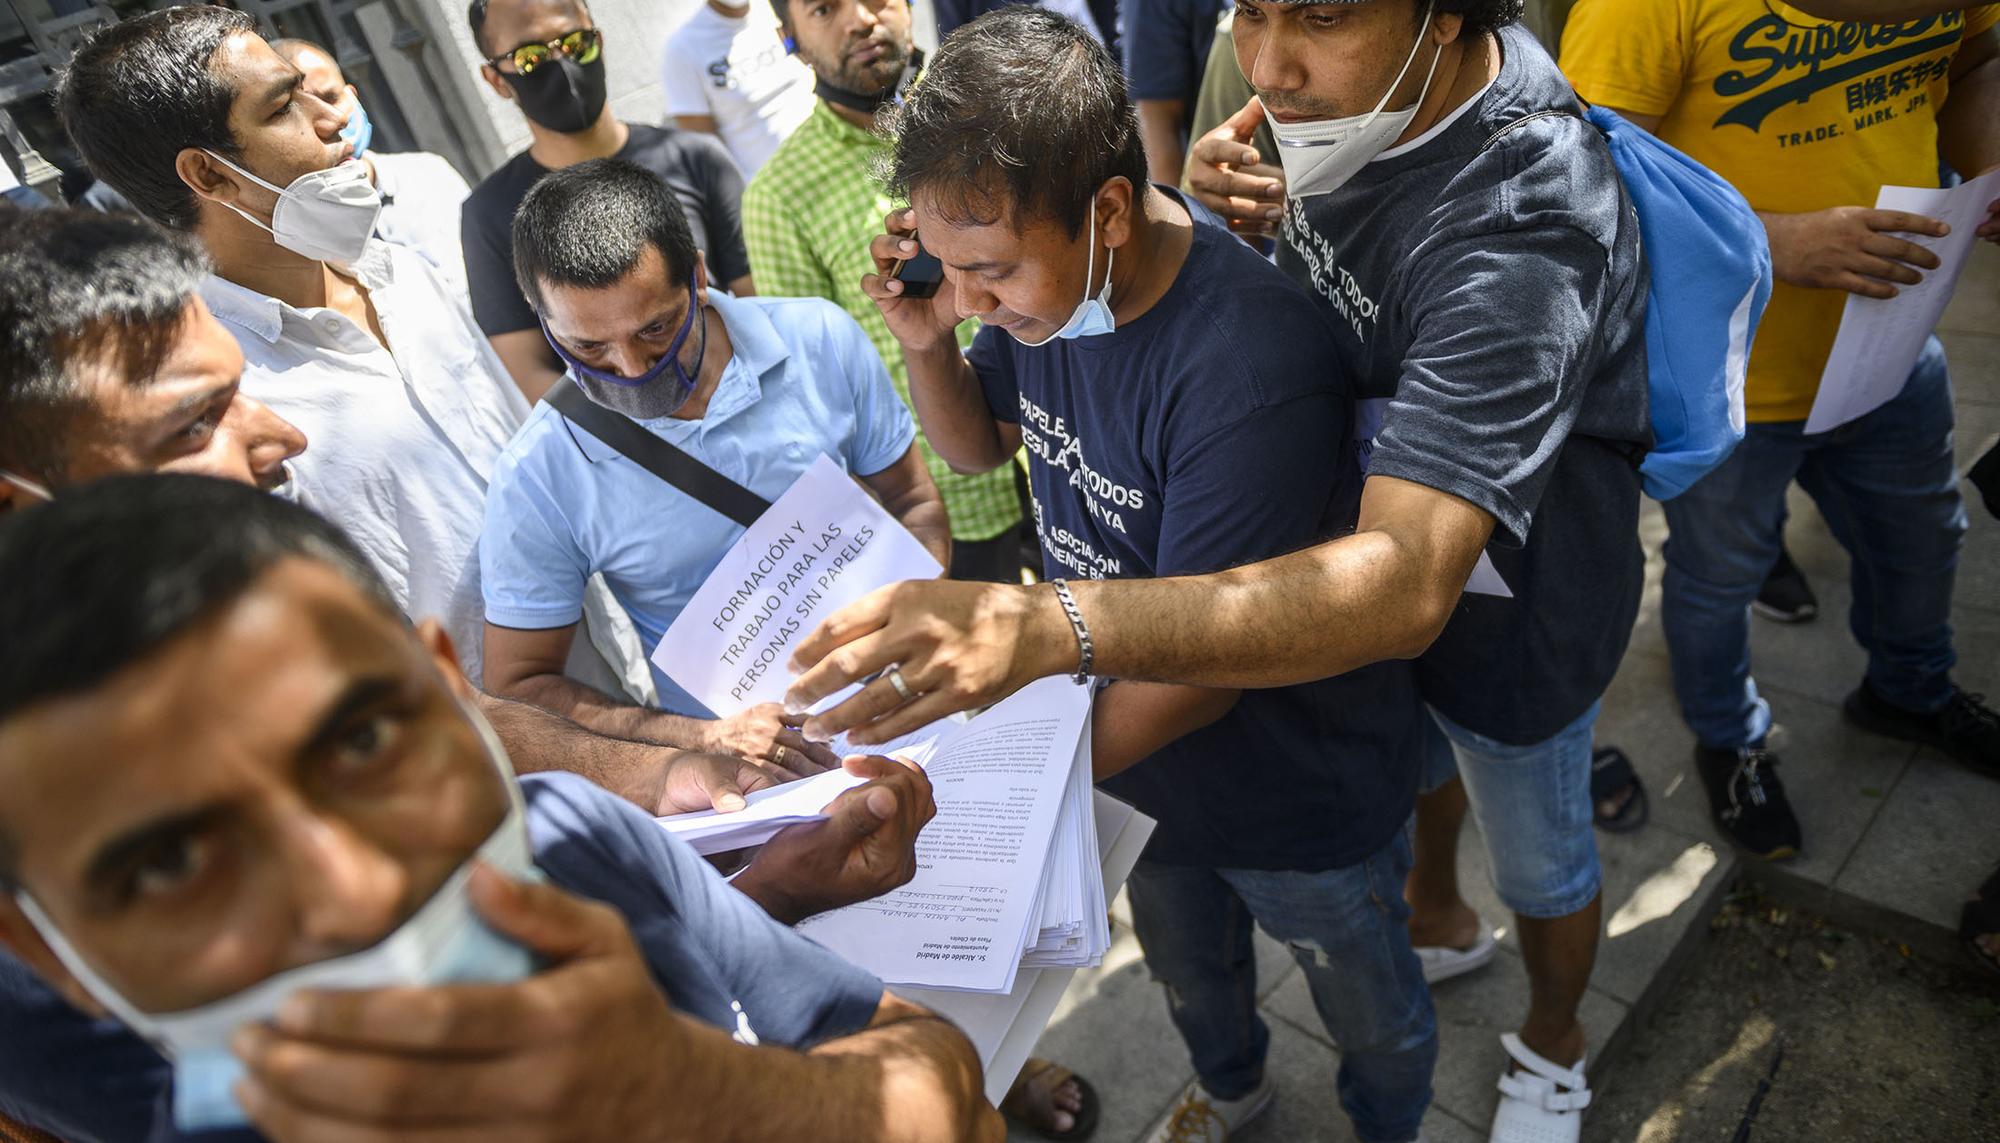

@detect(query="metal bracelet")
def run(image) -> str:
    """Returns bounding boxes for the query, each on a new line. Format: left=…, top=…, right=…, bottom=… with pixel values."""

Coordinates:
left=1048, top=578, right=1094, bottom=685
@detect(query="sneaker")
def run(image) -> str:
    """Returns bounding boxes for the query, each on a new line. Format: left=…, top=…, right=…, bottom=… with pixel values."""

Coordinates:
left=1144, top=1076, right=1275, bottom=1143
left=1751, top=548, right=1817, bottom=623
left=1693, top=745, right=1801, bottom=860
left=1844, top=682, right=2000, bottom=778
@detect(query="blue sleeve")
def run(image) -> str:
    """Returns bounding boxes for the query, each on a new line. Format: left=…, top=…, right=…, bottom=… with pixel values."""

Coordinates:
left=0, top=950, right=171, bottom=1143
left=932, top=0, right=974, bottom=39
left=1123, top=0, right=1202, bottom=101
left=479, top=426, right=593, bottom=631
left=830, top=305, right=918, bottom=477
left=1154, top=393, right=1350, bottom=577
left=523, top=774, right=886, bottom=1047
left=967, top=325, right=1021, bottom=424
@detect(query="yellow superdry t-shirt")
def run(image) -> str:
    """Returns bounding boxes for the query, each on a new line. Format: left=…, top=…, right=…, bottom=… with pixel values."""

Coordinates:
left=1559, top=0, right=1999, bottom=421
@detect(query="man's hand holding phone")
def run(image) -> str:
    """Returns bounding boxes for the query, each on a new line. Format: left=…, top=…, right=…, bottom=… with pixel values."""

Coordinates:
left=863, top=208, right=964, bottom=355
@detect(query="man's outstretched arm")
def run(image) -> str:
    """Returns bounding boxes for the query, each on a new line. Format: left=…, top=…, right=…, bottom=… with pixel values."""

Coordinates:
left=787, top=475, right=1494, bottom=743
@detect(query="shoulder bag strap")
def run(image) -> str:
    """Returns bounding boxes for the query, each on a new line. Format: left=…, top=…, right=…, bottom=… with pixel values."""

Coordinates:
left=545, top=377, right=773, bottom=528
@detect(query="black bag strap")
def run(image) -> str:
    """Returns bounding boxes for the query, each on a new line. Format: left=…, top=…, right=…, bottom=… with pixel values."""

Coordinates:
left=545, top=377, right=772, bottom=528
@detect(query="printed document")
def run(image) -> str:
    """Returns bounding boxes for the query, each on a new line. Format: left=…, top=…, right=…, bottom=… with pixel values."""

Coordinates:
left=1809, top=167, right=2000, bottom=434
left=798, top=677, right=1092, bottom=994
left=652, top=453, right=941, bottom=713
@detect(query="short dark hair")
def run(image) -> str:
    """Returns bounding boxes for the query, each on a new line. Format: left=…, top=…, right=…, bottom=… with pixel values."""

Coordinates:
left=884, top=7, right=1146, bottom=238
left=0, top=209, right=211, bottom=484
left=0, top=474, right=401, bottom=730
left=56, top=6, right=257, bottom=231
left=1435, top=0, right=1523, bottom=41
left=511, top=158, right=699, bottom=312
left=468, top=0, right=591, bottom=59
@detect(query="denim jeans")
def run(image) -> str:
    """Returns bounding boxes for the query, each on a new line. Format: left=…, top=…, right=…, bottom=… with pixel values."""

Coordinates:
left=1661, top=337, right=1967, bottom=749
left=1427, top=701, right=1604, bottom=919
left=1125, top=830, right=1437, bottom=1143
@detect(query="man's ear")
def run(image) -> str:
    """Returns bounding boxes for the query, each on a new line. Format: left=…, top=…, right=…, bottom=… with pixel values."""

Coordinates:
left=413, top=618, right=478, bottom=704
left=175, top=147, right=245, bottom=210
left=1099, top=176, right=1138, bottom=250
left=0, top=896, right=110, bottom=1019
left=693, top=249, right=712, bottom=301
left=480, top=63, right=518, bottom=103
left=1433, top=11, right=1465, bottom=44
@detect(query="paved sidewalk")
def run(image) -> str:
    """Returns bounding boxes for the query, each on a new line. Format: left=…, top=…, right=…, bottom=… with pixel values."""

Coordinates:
left=1008, top=244, right=2000, bottom=1143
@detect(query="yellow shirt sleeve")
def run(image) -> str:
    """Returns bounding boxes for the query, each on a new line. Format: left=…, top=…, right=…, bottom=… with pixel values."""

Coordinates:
left=1559, top=0, right=1693, bottom=116
left=1965, top=3, right=2000, bottom=38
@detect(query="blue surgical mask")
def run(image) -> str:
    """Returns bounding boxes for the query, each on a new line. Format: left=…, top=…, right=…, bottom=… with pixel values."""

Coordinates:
left=542, top=267, right=709, bottom=420
left=12, top=700, right=540, bottom=1133
left=338, top=91, right=374, bottom=158
left=1014, top=203, right=1117, bottom=346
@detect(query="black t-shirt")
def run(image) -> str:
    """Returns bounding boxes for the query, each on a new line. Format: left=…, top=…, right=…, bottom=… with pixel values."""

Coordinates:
left=460, top=123, right=752, bottom=337
left=971, top=196, right=1424, bottom=872
left=1277, top=24, right=1652, bottom=746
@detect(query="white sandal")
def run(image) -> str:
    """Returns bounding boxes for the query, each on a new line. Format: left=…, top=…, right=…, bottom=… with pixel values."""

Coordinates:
left=1488, top=1032, right=1590, bottom=1143
left=1414, top=924, right=1497, bottom=984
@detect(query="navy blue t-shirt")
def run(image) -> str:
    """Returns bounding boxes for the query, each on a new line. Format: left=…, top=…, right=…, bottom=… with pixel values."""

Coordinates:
left=1123, top=0, right=1233, bottom=136
left=970, top=195, right=1424, bottom=872
left=0, top=773, right=885, bottom=1143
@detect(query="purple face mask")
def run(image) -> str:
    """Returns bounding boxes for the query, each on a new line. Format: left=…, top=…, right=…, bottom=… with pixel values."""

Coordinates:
left=542, top=268, right=708, bottom=420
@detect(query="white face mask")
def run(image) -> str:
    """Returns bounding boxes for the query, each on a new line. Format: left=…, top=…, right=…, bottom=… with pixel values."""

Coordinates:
left=1013, top=204, right=1117, bottom=347
left=203, top=151, right=382, bottom=267
left=1268, top=7, right=1444, bottom=199
left=13, top=700, right=539, bottom=1133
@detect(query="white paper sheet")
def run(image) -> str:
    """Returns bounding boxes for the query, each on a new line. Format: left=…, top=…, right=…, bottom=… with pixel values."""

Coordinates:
left=653, top=765, right=873, bottom=855
left=1809, top=167, right=2000, bottom=434
left=909, top=791, right=1158, bottom=1105
left=651, top=453, right=942, bottom=713
left=797, top=678, right=1092, bottom=994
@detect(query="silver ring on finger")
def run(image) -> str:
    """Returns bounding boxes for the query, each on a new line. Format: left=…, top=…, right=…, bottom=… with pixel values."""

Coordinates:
left=885, top=664, right=916, bottom=702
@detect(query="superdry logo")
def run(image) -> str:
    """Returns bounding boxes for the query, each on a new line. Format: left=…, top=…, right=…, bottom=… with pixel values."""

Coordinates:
left=1713, top=10, right=1964, bottom=131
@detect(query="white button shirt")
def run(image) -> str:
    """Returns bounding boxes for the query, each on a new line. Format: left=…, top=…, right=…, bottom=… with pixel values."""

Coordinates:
left=368, top=150, right=472, bottom=294
left=204, top=241, right=651, bottom=700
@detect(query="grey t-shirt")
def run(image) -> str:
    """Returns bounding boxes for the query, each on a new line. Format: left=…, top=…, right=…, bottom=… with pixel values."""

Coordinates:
left=1277, top=23, right=1651, bottom=745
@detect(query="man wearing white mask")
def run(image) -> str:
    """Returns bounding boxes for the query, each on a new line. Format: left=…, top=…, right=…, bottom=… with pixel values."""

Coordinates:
left=54, top=7, right=834, bottom=771
left=869, top=14, right=1437, bottom=1142
left=789, top=2, right=1651, bottom=1140
left=271, top=37, right=474, bottom=293
left=0, top=475, right=1000, bottom=1143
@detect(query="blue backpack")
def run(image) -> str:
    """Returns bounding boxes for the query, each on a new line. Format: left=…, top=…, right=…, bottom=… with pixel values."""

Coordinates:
left=1491, top=102, right=1773, bottom=500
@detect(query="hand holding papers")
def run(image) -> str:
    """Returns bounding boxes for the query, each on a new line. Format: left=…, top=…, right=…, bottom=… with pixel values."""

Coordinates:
left=653, top=453, right=942, bottom=713
left=1809, top=167, right=2000, bottom=434
left=798, top=678, right=1104, bottom=994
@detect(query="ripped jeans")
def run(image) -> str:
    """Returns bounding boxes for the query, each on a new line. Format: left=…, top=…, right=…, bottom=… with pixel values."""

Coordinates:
left=1125, top=829, right=1437, bottom=1143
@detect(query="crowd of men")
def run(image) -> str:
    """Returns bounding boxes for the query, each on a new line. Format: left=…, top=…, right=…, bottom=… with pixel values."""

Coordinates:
left=0, top=0, right=1994, bottom=1141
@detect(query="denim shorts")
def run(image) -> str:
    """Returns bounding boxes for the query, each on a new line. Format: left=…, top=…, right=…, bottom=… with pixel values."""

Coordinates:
left=1421, top=702, right=1603, bottom=919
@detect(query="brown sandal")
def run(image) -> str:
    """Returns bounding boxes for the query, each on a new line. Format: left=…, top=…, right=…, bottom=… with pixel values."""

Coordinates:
left=1001, top=1057, right=1101, bottom=1141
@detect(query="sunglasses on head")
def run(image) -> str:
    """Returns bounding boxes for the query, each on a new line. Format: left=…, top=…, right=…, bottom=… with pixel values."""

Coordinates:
left=489, top=27, right=602, bottom=75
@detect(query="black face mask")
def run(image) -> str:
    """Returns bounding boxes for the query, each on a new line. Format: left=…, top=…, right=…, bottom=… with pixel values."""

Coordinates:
left=503, top=54, right=609, bottom=134
left=813, top=47, right=923, bottom=117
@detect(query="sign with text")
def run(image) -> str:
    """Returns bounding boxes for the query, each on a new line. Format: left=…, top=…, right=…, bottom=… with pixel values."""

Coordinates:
left=652, top=453, right=942, bottom=714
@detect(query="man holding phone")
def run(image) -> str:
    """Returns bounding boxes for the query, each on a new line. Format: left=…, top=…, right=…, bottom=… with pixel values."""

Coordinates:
left=741, top=0, right=1028, bottom=586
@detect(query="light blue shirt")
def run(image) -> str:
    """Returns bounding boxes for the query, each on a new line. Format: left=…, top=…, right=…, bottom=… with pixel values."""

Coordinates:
left=480, top=291, right=917, bottom=715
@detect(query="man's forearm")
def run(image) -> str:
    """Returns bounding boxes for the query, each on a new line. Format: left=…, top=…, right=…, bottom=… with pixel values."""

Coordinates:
left=1138, top=99, right=1190, bottom=187
left=904, top=341, right=1013, bottom=474
left=676, top=1001, right=998, bottom=1143
left=473, top=690, right=676, bottom=808
left=1939, top=53, right=1999, bottom=178
left=1066, top=527, right=1461, bottom=689
left=499, top=672, right=714, bottom=753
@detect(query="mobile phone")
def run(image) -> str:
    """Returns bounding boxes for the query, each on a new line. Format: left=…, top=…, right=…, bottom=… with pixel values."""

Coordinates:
left=889, top=237, right=945, bottom=299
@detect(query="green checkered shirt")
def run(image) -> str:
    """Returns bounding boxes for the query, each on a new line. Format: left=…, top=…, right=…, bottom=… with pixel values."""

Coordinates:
left=742, top=100, right=1021, bottom=542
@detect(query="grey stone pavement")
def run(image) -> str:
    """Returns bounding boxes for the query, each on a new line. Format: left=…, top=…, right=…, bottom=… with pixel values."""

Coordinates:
left=1008, top=244, right=2000, bottom=1143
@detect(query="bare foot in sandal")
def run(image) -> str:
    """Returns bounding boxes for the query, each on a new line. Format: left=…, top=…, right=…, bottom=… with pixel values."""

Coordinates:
left=1002, top=1057, right=1098, bottom=1140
